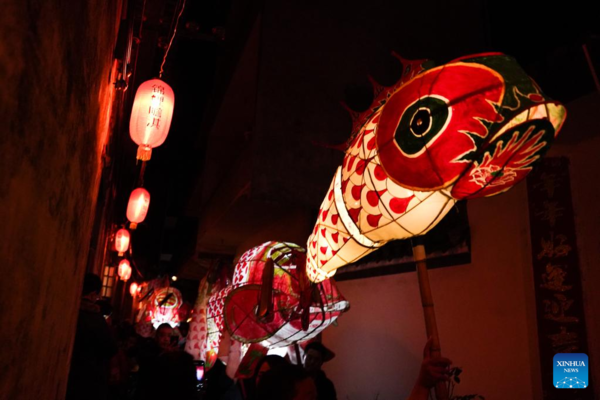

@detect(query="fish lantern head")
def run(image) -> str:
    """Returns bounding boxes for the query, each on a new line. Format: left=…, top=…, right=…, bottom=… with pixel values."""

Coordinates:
left=306, top=53, right=566, bottom=282
left=376, top=52, right=566, bottom=199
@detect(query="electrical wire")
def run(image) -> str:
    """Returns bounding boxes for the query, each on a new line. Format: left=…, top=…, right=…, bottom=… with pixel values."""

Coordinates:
left=159, top=0, right=187, bottom=78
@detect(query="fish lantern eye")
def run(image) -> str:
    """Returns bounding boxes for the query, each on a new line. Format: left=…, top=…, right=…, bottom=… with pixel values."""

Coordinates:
left=410, top=109, right=431, bottom=135
left=394, top=96, right=450, bottom=157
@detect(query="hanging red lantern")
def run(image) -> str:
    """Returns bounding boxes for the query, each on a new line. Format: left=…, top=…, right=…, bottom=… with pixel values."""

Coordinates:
left=118, top=259, right=132, bottom=282
left=114, top=228, right=130, bottom=256
left=126, top=188, right=150, bottom=229
left=129, top=79, right=175, bottom=161
left=130, top=282, right=139, bottom=297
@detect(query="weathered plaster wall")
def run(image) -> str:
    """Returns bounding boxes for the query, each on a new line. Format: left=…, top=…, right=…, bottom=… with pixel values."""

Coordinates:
left=0, top=1, right=122, bottom=398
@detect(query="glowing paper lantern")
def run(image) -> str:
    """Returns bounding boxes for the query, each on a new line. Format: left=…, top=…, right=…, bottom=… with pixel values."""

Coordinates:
left=126, top=188, right=150, bottom=229
left=148, top=287, right=183, bottom=328
left=129, top=79, right=175, bottom=161
left=114, top=228, right=130, bottom=256
left=130, top=282, right=139, bottom=297
left=306, top=53, right=566, bottom=282
left=118, top=259, right=132, bottom=282
left=204, top=241, right=349, bottom=363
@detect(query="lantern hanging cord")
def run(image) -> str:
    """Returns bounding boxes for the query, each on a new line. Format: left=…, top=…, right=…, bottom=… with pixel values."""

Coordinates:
left=158, top=0, right=186, bottom=78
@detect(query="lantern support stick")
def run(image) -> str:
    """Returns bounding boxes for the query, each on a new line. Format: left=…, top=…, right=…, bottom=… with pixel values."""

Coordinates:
left=294, top=343, right=302, bottom=366
left=411, top=237, right=448, bottom=400
left=257, top=258, right=274, bottom=321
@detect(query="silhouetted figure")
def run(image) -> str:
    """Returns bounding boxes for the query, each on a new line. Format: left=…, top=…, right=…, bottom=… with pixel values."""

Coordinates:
left=255, top=363, right=317, bottom=400
left=303, top=342, right=336, bottom=400
left=151, top=350, right=197, bottom=400
left=66, top=273, right=117, bottom=400
left=134, top=323, right=196, bottom=400
left=109, top=322, right=138, bottom=400
left=223, top=354, right=288, bottom=400
left=205, top=358, right=235, bottom=400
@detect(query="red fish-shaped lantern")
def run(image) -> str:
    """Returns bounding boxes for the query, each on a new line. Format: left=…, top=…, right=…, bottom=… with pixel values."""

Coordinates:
left=306, top=53, right=566, bottom=282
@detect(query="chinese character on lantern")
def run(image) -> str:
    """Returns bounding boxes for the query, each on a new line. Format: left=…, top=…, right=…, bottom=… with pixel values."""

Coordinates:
left=129, top=79, right=175, bottom=161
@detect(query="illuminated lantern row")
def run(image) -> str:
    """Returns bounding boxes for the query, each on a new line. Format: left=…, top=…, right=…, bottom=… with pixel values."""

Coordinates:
left=129, top=79, right=175, bottom=161
left=118, top=259, right=132, bottom=281
left=126, top=188, right=150, bottom=229
left=306, top=53, right=566, bottom=282
left=114, top=228, right=130, bottom=256
left=130, top=282, right=139, bottom=297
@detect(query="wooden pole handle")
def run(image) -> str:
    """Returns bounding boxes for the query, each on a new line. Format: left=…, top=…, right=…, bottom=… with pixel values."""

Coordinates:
left=412, top=239, right=448, bottom=400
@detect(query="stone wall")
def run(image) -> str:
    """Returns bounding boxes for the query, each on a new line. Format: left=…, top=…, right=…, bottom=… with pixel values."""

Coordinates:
left=0, top=1, right=122, bottom=398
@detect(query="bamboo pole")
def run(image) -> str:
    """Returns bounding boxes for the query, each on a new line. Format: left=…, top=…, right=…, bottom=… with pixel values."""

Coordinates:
left=412, top=237, right=448, bottom=400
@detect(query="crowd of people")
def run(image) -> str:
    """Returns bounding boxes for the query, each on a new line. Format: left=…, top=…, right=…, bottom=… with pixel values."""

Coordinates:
left=66, top=274, right=451, bottom=400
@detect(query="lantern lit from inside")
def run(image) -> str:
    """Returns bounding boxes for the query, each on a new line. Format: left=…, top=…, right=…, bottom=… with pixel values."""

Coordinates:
left=118, top=259, right=132, bottom=282
left=130, top=282, right=139, bottom=297
left=305, top=53, right=566, bottom=282
left=201, top=241, right=349, bottom=365
left=126, top=188, right=150, bottom=229
left=129, top=78, right=175, bottom=161
left=148, top=287, right=183, bottom=328
left=114, top=228, right=130, bottom=256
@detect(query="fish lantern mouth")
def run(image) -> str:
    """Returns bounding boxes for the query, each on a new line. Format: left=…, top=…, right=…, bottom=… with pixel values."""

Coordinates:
left=450, top=100, right=566, bottom=199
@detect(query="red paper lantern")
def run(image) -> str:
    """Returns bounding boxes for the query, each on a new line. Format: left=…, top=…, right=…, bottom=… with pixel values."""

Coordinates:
left=114, top=228, right=130, bottom=256
left=118, top=259, right=132, bottom=282
left=129, top=79, right=175, bottom=161
left=130, top=282, right=139, bottom=297
left=126, top=188, right=150, bottom=229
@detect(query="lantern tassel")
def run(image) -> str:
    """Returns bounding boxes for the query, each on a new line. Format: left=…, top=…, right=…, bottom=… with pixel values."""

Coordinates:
left=130, top=222, right=138, bottom=230
left=137, top=145, right=152, bottom=161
